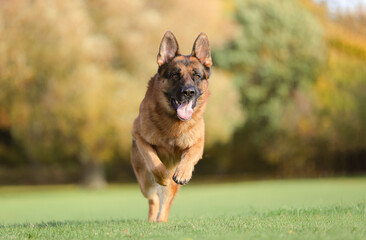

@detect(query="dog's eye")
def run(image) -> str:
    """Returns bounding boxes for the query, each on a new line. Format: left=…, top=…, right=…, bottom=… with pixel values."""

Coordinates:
left=194, top=74, right=201, bottom=80
left=170, top=73, right=180, bottom=80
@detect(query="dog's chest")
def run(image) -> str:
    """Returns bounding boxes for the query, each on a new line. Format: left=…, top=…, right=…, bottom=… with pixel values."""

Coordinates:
left=145, top=120, right=198, bottom=149
left=152, top=131, right=193, bottom=152
left=148, top=130, right=195, bottom=165
left=154, top=144, right=181, bottom=169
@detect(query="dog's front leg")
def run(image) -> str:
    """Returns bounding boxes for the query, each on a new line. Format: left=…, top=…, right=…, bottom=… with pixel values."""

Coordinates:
left=173, top=137, right=204, bottom=185
left=134, top=134, right=170, bottom=186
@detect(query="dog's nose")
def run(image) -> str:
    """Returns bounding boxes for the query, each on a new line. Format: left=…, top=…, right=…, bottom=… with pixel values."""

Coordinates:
left=181, top=86, right=196, bottom=98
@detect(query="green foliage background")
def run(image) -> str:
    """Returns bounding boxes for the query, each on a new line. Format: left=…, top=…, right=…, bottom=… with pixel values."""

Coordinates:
left=0, top=0, right=365, bottom=184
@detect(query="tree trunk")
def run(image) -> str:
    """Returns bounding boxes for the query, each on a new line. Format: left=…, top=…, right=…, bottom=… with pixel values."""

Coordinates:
left=79, top=151, right=107, bottom=189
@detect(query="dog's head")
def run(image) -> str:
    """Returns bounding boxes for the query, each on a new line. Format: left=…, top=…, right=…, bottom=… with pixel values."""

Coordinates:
left=157, top=31, right=212, bottom=121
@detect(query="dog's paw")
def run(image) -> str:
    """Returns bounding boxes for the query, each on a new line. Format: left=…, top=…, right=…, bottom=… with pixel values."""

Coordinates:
left=172, top=165, right=193, bottom=185
left=151, top=164, right=170, bottom=186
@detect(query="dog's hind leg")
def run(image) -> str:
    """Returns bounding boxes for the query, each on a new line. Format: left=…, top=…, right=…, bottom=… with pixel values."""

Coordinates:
left=156, top=178, right=179, bottom=222
left=131, top=140, right=160, bottom=222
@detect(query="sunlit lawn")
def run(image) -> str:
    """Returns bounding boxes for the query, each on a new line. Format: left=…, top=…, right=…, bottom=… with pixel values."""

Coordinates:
left=0, top=178, right=365, bottom=239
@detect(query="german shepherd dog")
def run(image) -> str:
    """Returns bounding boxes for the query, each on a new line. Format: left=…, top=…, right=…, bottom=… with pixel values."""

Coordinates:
left=131, top=31, right=212, bottom=222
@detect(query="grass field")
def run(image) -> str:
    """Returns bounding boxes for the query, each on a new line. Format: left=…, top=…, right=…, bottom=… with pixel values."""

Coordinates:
left=0, top=178, right=365, bottom=239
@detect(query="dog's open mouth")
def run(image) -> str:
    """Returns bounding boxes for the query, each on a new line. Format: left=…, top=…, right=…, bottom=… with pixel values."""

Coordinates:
left=170, top=98, right=194, bottom=121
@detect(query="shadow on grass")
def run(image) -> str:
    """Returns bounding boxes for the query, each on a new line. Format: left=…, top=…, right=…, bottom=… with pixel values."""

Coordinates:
left=248, top=201, right=366, bottom=217
left=0, top=218, right=145, bottom=229
left=1, top=201, right=365, bottom=230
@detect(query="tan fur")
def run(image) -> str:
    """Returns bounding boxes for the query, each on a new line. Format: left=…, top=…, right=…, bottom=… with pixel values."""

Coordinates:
left=131, top=32, right=210, bottom=222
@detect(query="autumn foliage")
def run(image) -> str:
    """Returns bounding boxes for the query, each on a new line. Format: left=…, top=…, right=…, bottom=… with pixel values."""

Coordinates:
left=0, top=0, right=365, bottom=185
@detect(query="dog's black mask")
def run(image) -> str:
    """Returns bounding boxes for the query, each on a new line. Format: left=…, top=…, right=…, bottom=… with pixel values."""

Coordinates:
left=159, top=55, right=209, bottom=121
left=169, top=82, right=202, bottom=121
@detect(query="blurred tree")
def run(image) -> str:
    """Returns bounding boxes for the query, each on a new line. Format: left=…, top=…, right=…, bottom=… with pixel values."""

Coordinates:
left=1, top=0, right=366, bottom=182
left=260, top=0, right=366, bottom=175
left=212, top=0, right=326, bottom=174
left=0, top=0, right=244, bottom=185
left=0, top=0, right=141, bottom=187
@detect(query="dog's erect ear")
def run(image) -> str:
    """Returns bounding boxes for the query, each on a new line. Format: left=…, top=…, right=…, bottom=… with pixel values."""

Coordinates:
left=157, top=31, right=180, bottom=66
left=191, top=32, right=212, bottom=68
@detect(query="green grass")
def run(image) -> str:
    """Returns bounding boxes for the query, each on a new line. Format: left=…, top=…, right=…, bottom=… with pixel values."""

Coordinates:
left=0, top=178, right=365, bottom=239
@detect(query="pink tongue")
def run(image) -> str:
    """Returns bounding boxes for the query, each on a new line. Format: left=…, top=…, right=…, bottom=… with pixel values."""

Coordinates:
left=177, top=100, right=193, bottom=120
